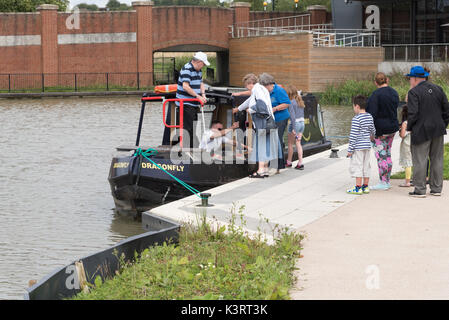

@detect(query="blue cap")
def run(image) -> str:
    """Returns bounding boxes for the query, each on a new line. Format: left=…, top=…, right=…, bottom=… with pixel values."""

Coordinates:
left=405, top=66, right=429, bottom=78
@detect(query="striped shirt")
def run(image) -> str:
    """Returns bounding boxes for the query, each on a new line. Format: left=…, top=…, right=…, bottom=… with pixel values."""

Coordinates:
left=348, top=112, right=376, bottom=153
left=176, top=61, right=202, bottom=107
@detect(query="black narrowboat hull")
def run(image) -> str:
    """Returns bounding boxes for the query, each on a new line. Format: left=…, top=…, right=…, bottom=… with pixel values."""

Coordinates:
left=108, top=89, right=331, bottom=217
left=108, top=151, right=258, bottom=217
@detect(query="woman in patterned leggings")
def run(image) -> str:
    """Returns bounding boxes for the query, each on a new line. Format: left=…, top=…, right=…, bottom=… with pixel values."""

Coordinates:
left=366, top=73, right=400, bottom=190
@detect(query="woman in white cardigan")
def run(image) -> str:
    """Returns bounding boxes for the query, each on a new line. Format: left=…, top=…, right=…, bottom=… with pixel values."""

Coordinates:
left=233, top=74, right=282, bottom=178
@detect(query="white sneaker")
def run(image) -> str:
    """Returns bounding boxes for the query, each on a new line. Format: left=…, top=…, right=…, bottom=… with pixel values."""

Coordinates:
left=370, top=182, right=391, bottom=190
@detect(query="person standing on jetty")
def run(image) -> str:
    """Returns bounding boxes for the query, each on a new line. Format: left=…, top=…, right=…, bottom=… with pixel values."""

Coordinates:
left=398, top=104, right=413, bottom=188
left=174, top=51, right=209, bottom=148
left=406, top=66, right=449, bottom=198
left=347, top=95, right=376, bottom=195
left=366, top=72, right=400, bottom=190
left=285, top=85, right=305, bottom=170
left=234, top=76, right=282, bottom=178
left=259, top=73, right=291, bottom=173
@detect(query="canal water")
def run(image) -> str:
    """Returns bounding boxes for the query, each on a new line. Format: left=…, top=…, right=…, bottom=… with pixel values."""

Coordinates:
left=0, top=97, right=351, bottom=299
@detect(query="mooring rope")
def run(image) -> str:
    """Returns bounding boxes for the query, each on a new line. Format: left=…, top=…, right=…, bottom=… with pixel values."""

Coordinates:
left=133, top=147, right=205, bottom=199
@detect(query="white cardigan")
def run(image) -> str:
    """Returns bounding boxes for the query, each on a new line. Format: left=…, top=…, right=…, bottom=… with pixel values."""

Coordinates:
left=237, top=83, right=275, bottom=119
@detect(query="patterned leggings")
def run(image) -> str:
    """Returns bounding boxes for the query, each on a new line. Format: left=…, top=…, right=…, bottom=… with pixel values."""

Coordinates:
left=372, top=135, right=394, bottom=183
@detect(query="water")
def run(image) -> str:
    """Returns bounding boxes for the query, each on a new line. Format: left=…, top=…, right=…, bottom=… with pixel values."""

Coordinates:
left=0, top=97, right=352, bottom=299
left=322, top=105, right=353, bottom=147
left=0, top=96, right=165, bottom=299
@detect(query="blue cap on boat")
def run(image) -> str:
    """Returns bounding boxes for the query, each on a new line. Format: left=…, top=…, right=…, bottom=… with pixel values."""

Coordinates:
left=405, top=66, right=429, bottom=78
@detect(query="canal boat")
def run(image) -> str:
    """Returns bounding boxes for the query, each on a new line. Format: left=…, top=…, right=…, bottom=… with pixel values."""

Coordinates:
left=108, top=87, right=331, bottom=217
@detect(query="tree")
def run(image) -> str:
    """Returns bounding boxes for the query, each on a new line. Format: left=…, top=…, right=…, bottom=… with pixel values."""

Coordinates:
left=237, top=0, right=331, bottom=12
left=153, top=0, right=221, bottom=6
left=77, top=3, right=99, bottom=11
left=0, top=0, right=69, bottom=12
left=272, top=0, right=331, bottom=12
left=106, top=0, right=132, bottom=11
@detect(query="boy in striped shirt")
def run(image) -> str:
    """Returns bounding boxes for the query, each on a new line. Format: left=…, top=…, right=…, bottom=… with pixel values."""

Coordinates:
left=347, top=95, right=376, bottom=195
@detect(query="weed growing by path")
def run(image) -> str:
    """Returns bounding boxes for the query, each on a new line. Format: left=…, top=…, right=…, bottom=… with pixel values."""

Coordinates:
left=72, top=207, right=303, bottom=300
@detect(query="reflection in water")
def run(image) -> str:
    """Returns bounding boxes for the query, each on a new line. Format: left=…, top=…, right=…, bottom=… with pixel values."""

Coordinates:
left=321, top=105, right=352, bottom=147
left=0, top=98, right=352, bottom=299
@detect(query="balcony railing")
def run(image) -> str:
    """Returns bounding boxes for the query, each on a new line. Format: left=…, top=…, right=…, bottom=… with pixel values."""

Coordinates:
left=313, top=29, right=381, bottom=47
left=383, top=43, right=449, bottom=62
left=230, top=14, right=314, bottom=38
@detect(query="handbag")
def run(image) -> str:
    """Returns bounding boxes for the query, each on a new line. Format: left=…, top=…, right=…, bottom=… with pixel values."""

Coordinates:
left=265, top=114, right=278, bottom=130
left=253, top=98, right=278, bottom=130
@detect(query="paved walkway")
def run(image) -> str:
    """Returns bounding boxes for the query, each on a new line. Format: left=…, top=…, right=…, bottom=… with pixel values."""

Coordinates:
left=149, top=134, right=449, bottom=299
left=290, top=180, right=449, bottom=300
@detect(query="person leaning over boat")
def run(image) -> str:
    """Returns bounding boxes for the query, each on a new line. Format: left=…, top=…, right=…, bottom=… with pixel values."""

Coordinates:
left=175, top=51, right=209, bottom=148
left=366, top=72, right=400, bottom=190
left=406, top=66, right=449, bottom=198
left=231, top=73, right=258, bottom=97
left=260, top=73, right=291, bottom=173
left=199, top=120, right=246, bottom=161
left=234, top=78, right=282, bottom=178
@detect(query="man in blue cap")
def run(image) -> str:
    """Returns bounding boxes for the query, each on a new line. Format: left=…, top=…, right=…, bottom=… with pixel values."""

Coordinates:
left=406, top=66, right=449, bottom=197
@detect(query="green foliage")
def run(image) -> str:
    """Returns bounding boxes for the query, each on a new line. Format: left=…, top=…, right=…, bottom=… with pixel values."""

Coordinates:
left=72, top=207, right=303, bottom=300
left=391, top=144, right=449, bottom=180
left=106, top=0, right=132, bottom=11
left=153, top=0, right=222, bottom=6
left=319, top=69, right=449, bottom=106
left=76, top=3, right=99, bottom=11
left=250, top=0, right=331, bottom=11
left=0, top=0, right=69, bottom=12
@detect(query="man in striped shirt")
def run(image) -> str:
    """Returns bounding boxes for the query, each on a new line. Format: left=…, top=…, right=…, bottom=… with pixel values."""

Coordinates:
left=347, top=95, right=376, bottom=195
left=175, top=51, right=209, bottom=148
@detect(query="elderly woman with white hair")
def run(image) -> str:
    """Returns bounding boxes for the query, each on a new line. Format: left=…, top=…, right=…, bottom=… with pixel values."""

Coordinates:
left=234, top=74, right=283, bottom=178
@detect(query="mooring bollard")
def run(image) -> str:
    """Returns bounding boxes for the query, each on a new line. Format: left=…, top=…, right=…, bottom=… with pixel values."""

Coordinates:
left=199, top=193, right=212, bottom=207
left=330, top=148, right=339, bottom=158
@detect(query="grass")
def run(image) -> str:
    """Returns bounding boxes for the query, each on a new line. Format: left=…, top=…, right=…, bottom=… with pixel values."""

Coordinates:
left=319, top=67, right=449, bottom=106
left=391, top=143, right=449, bottom=180
left=71, top=207, right=303, bottom=300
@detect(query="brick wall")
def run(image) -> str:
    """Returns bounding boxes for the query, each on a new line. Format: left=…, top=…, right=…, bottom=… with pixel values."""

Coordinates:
left=229, top=33, right=384, bottom=92
left=152, top=6, right=233, bottom=51
left=0, top=13, right=42, bottom=74
left=229, top=33, right=312, bottom=91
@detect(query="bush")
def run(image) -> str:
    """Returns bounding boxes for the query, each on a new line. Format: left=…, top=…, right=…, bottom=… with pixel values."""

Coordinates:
left=319, top=69, right=449, bottom=106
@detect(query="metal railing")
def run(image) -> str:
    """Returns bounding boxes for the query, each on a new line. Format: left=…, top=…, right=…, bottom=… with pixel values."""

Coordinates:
left=383, top=43, right=449, bottom=62
left=229, top=14, right=380, bottom=48
left=313, top=29, right=381, bottom=47
left=0, top=72, right=176, bottom=93
left=230, top=14, right=314, bottom=38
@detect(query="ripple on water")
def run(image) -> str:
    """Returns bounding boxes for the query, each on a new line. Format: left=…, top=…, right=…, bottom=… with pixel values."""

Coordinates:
left=0, top=97, right=161, bottom=299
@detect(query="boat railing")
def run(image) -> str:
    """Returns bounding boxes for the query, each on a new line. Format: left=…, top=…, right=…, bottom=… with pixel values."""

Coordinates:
left=138, top=96, right=205, bottom=149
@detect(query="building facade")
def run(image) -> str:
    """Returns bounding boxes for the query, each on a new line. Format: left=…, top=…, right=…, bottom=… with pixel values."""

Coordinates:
left=360, top=0, right=449, bottom=44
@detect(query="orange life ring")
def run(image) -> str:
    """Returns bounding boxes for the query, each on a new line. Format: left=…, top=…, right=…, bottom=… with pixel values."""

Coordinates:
left=154, top=84, right=177, bottom=93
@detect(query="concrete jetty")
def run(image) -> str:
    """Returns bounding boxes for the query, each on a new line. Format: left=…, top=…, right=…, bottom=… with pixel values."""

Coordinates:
left=150, top=134, right=449, bottom=299
left=149, top=136, right=408, bottom=239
